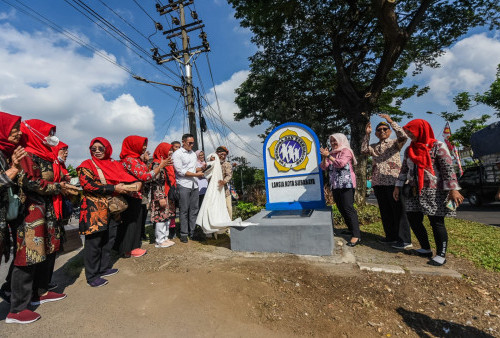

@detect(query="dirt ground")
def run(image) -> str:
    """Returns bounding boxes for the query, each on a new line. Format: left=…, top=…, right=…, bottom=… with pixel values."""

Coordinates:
left=0, top=232, right=499, bottom=337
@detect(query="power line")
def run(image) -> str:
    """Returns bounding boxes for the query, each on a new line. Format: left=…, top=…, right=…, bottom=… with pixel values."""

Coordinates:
left=64, top=0, right=181, bottom=85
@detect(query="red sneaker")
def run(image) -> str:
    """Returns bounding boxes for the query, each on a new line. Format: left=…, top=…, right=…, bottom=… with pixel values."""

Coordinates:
left=5, top=310, right=41, bottom=324
left=30, top=291, right=67, bottom=306
left=130, top=248, right=147, bottom=257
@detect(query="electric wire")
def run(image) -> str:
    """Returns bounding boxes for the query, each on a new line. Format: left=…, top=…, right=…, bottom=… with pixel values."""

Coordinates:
left=64, top=0, right=181, bottom=85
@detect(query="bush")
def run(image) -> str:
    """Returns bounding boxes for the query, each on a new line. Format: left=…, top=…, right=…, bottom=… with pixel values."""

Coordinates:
left=233, top=201, right=264, bottom=220
left=332, top=203, right=381, bottom=227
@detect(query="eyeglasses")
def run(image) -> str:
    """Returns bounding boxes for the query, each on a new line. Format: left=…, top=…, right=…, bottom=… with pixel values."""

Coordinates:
left=187, top=142, right=194, bottom=146
left=376, top=128, right=390, bottom=132
left=90, top=146, right=105, bottom=153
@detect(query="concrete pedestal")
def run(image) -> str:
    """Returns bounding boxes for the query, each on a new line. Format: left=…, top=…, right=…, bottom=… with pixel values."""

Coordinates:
left=230, top=208, right=334, bottom=256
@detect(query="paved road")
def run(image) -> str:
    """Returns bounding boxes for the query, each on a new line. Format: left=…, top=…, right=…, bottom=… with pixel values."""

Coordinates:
left=367, top=194, right=500, bottom=227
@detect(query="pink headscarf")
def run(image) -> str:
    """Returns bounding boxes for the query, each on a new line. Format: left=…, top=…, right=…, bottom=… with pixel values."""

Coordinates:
left=195, top=150, right=206, bottom=167
left=329, top=133, right=357, bottom=165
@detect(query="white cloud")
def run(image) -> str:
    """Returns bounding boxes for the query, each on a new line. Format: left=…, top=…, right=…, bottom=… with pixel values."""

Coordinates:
left=0, top=23, right=157, bottom=166
left=160, top=70, right=267, bottom=167
left=417, top=33, right=500, bottom=105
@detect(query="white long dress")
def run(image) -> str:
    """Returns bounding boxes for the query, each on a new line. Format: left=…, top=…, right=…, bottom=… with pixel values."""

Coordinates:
left=196, top=153, right=256, bottom=234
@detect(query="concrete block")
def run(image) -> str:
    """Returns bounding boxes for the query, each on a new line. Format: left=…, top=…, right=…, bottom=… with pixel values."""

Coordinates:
left=407, top=266, right=462, bottom=278
left=230, top=208, right=334, bottom=256
left=357, top=262, right=405, bottom=274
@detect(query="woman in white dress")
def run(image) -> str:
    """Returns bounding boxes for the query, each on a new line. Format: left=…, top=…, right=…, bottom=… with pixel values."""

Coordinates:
left=196, top=153, right=255, bottom=234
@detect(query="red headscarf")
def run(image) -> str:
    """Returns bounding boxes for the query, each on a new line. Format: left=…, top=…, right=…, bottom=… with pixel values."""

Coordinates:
left=153, top=142, right=176, bottom=195
left=0, top=111, right=21, bottom=157
left=403, top=119, right=437, bottom=193
left=52, top=141, right=69, bottom=220
left=119, top=135, right=147, bottom=160
left=78, top=137, right=138, bottom=185
left=20, top=119, right=56, bottom=161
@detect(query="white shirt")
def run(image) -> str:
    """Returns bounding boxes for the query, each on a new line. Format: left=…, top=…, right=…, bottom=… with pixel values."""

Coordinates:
left=172, top=147, right=198, bottom=189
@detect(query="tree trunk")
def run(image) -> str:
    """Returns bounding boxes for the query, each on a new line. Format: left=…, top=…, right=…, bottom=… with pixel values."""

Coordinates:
left=349, top=116, right=369, bottom=205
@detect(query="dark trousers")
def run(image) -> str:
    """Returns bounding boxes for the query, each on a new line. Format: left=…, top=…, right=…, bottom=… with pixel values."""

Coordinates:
left=332, top=188, right=360, bottom=238
left=374, top=185, right=411, bottom=243
left=199, top=193, right=205, bottom=208
left=32, top=252, right=56, bottom=295
left=140, top=204, right=148, bottom=239
left=84, top=218, right=118, bottom=282
left=407, top=212, right=448, bottom=257
left=116, top=196, right=143, bottom=254
left=178, top=185, right=199, bottom=237
left=10, top=262, right=49, bottom=313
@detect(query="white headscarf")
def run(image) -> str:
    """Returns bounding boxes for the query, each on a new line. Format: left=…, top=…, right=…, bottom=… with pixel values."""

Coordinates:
left=329, top=133, right=357, bottom=165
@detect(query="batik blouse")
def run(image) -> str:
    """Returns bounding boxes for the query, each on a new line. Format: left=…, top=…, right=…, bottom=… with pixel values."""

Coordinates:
left=320, top=148, right=357, bottom=190
left=121, top=157, right=154, bottom=199
left=78, top=167, right=116, bottom=235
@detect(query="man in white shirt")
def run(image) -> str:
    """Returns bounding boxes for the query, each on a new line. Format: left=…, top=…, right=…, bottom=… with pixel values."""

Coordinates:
left=172, top=133, right=205, bottom=243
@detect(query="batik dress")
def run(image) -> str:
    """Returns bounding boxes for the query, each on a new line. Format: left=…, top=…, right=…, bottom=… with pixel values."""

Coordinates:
left=396, top=141, right=459, bottom=217
left=121, top=157, right=154, bottom=199
left=149, top=162, right=174, bottom=223
left=15, top=153, right=62, bottom=266
left=78, top=167, right=115, bottom=235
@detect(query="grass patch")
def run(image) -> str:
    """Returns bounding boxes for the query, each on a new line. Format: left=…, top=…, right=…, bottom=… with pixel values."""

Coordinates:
left=63, top=254, right=84, bottom=278
left=332, top=203, right=381, bottom=227
left=363, top=217, right=500, bottom=272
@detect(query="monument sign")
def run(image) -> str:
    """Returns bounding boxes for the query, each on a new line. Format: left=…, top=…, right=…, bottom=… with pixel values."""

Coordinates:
left=230, top=122, right=334, bottom=256
left=264, top=123, right=325, bottom=210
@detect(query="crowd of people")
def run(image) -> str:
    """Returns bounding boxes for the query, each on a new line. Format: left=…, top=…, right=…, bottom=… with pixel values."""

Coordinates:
left=0, top=110, right=465, bottom=325
left=320, top=114, right=464, bottom=266
left=0, top=111, right=233, bottom=324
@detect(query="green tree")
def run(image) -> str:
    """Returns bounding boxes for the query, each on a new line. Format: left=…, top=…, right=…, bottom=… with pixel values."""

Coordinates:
left=228, top=0, right=499, bottom=202
left=66, top=164, right=78, bottom=178
left=449, top=114, right=491, bottom=149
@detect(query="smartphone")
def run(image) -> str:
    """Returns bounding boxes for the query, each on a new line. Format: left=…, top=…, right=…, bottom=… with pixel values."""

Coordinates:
left=202, top=164, right=212, bottom=172
left=445, top=199, right=457, bottom=211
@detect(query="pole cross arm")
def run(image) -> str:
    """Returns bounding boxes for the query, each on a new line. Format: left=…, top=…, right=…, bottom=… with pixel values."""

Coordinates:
left=132, top=75, right=184, bottom=93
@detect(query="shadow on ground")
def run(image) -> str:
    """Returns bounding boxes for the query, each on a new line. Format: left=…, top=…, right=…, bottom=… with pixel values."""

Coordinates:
left=397, top=307, right=495, bottom=338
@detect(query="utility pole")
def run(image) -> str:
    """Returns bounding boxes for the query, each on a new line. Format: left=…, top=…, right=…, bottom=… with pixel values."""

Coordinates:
left=153, top=0, right=210, bottom=150
left=196, top=87, right=206, bottom=153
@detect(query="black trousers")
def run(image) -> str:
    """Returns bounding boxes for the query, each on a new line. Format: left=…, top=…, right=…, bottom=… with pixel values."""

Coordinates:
left=140, top=204, right=148, bottom=239
left=84, top=218, right=118, bottom=282
left=373, top=185, right=411, bottom=243
left=332, top=188, right=360, bottom=238
left=32, top=252, right=56, bottom=295
left=407, top=212, right=448, bottom=257
left=115, top=196, right=143, bottom=255
left=10, top=262, right=50, bottom=313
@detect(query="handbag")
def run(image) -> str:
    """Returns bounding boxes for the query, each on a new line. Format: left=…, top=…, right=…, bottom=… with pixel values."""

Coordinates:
left=91, top=160, right=128, bottom=214
left=227, top=183, right=239, bottom=200
left=165, top=173, right=179, bottom=203
left=0, top=159, right=22, bottom=221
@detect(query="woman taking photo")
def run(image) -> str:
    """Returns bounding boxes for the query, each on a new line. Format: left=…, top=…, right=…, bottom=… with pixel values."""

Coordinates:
left=150, top=142, right=176, bottom=248
left=196, top=150, right=208, bottom=207
left=394, top=119, right=463, bottom=266
left=0, top=112, right=30, bottom=322
left=4, top=119, right=67, bottom=324
left=320, top=133, right=361, bottom=247
left=118, top=136, right=168, bottom=258
left=78, top=137, right=137, bottom=287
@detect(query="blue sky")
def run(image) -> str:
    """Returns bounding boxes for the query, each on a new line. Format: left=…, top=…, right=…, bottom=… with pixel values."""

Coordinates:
left=0, top=1, right=498, bottom=168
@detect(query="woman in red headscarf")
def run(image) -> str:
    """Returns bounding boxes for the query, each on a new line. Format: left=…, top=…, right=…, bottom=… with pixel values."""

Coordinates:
left=4, top=119, right=68, bottom=323
left=77, top=137, right=138, bottom=287
left=150, top=142, right=176, bottom=248
left=116, top=136, right=168, bottom=258
left=52, top=142, right=71, bottom=223
left=393, top=119, right=464, bottom=266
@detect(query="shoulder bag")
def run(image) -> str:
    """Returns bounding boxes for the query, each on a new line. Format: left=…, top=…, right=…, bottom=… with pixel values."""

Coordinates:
left=165, top=171, right=180, bottom=203
left=0, top=159, right=22, bottom=221
left=91, top=160, right=128, bottom=214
